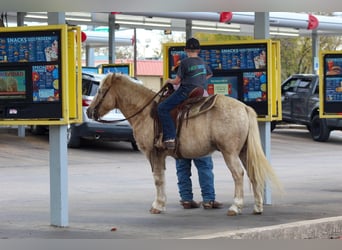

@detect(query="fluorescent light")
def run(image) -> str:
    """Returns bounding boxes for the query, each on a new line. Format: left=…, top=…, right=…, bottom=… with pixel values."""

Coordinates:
left=192, top=26, right=240, bottom=33
left=25, top=14, right=47, bottom=19
left=270, top=32, right=299, bottom=37
left=66, top=17, right=92, bottom=22
left=116, top=20, right=171, bottom=28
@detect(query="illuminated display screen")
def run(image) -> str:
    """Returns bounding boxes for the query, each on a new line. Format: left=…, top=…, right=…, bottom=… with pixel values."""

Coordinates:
left=0, top=34, right=59, bottom=63
left=82, top=67, right=99, bottom=74
left=102, top=65, right=130, bottom=75
left=32, top=65, right=59, bottom=102
left=207, top=76, right=238, bottom=98
left=323, top=54, right=342, bottom=114
left=242, top=71, right=267, bottom=102
left=0, top=69, right=26, bottom=100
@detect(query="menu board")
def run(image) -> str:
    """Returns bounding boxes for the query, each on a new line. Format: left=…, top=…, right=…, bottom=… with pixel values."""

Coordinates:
left=243, top=71, right=267, bottom=102
left=325, top=77, right=342, bottom=102
left=0, top=35, right=59, bottom=63
left=32, top=65, right=59, bottom=102
left=0, top=30, right=61, bottom=103
left=169, top=45, right=266, bottom=74
left=322, top=53, right=342, bottom=114
left=168, top=43, right=268, bottom=115
left=0, top=28, right=62, bottom=119
left=199, top=47, right=266, bottom=71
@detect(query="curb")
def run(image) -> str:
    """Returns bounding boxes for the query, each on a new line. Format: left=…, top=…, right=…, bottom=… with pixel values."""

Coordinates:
left=184, top=216, right=342, bottom=239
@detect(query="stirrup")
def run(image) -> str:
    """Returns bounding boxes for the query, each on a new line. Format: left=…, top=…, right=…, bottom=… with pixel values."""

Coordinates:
left=163, top=139, right=175, bottom=150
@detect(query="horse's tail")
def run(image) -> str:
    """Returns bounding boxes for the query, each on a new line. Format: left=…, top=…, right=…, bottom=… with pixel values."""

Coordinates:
left=245, top=106, right=283, bottom=196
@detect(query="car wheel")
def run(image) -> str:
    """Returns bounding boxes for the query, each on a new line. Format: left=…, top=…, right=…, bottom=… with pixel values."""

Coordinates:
left=67, top=125, right=81, bottom=148
left=131, top=141, right=139, bottom=151
left=310, top=114, right=330, bottom=142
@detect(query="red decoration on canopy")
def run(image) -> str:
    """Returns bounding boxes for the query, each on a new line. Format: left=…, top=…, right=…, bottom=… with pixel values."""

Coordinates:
left=81, top=31, right=87, bottom=42
left=110, top=12, right=121, bottom=15
left=219, top=12, right=233, bottom=23
left=307, top=14, right=319, bottom=30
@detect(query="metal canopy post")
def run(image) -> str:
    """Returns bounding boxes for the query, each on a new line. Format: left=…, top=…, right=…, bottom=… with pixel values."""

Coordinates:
left=49, top=125, right=68, bottom=226
left=185, top=19, right=192, bottom=40
left=312, top=30, right=320, bottom=74
left=254, top=12, right=272, bottom=205
left=108, top=13, right=116, bottom=64
left=17, top=12, right=26, bottom=138
left=47, top=12, right=69, bottom=227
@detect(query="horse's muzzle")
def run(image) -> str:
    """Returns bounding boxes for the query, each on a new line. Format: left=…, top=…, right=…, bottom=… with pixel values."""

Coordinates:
left=86, top=107, right=98, bottom=120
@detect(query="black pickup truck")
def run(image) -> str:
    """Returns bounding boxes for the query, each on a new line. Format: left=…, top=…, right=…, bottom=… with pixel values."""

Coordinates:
left=273, top=74, right=342, bottom=141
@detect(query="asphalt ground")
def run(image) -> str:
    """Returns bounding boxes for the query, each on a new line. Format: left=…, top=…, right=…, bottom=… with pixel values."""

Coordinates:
left=0, top=126, right=342, bottom=239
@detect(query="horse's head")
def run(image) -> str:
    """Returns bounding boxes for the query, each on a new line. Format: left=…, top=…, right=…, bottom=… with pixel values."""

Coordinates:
left=86, top=73, right=118, bottom=121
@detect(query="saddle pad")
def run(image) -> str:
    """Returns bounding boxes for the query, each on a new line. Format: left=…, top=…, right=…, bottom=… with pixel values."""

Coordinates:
left=185, top=94, right=218, bottom=119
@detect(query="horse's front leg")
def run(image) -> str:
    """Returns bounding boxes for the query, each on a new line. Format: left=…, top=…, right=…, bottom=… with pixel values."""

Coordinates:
left=149, top=151, right=167, bottom=214
left=150, top=168, right=166, bottom=214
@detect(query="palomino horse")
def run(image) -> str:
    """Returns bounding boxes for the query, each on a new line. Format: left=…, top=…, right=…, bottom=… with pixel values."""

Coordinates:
left=86, top=73, right=282, bottom=216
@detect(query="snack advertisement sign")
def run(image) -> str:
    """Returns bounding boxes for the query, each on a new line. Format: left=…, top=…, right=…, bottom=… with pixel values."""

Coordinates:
left=0, top=35, right=59, bottom=63
left=32, top=65, right=59, bottom=102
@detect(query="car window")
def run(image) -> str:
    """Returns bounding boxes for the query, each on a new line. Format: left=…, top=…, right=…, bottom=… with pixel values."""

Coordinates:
left=296, top=80, right=311, bottom=93
left=282, top=79, right=299, bottom=93
left=82, top=79, right=99, bottom=96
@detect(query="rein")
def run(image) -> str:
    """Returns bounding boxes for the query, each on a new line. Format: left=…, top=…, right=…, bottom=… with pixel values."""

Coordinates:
left=96, top=82, right=170, bottom=124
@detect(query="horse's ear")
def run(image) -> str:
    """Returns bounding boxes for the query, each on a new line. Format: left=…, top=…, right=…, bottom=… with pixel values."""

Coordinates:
left=110, top=72, right=117, bottom=83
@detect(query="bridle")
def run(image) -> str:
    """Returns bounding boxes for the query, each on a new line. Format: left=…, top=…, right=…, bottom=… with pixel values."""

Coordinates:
left=93, top=82, right=171, bottom=124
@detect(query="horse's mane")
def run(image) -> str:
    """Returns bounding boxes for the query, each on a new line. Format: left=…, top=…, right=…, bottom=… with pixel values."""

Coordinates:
left=106, top=73, right=157, bottom=107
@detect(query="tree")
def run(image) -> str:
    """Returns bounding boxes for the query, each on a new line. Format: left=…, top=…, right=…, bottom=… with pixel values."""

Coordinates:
left=279, top=35, right=342, bottom=80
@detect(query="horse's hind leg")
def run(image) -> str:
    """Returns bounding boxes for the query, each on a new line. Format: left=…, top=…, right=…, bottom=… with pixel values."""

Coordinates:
left=239, top=148, right=263, bottom=214
left=148, top=151, right=167, bottom=214
left=222, top=152, right=244, bottom=216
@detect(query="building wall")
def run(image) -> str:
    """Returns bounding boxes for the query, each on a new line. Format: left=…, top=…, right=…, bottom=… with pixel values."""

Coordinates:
left=138, top=76, right=163, bottom=92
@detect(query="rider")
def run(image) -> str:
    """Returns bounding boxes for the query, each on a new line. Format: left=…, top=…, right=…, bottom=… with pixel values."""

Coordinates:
left=157, top=37, right=213, bottom=150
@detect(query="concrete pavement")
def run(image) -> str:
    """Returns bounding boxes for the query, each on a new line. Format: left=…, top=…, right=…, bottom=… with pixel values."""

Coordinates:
left=0, top=126, right=342, bottom=239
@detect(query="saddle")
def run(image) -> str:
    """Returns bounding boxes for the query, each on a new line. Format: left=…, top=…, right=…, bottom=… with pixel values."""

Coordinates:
left=151, top=86, right=218, bottom=157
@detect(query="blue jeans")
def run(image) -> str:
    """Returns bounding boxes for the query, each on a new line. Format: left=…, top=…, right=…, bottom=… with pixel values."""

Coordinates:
left=176, top=155, right=215, bottom=203
left=157, top=84, right=196, bottom=141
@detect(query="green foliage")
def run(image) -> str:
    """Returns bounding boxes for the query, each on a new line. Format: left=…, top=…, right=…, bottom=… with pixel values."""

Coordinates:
left=195, top=32, right=253, bottom=42
left=278, top=35, right=342, bottom=80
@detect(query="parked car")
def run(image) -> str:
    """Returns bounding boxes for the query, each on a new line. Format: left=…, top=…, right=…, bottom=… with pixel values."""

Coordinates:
left=272, top=74, right=342, bottom=141
left=30, top=72, right=138, bottom=150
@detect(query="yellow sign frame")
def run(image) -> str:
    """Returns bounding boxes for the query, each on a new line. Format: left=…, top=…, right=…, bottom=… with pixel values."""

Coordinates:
left=163, top=40, right=281, bottom=122
left=0, top=24, right=82, bottom=125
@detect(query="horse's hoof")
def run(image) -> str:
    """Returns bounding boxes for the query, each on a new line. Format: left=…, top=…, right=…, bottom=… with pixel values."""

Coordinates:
left=253, top=211, right=263, bottom=215
left=149, top=207, right=162, bottom=214
left=227, top=210, right=238, bottom=216
left=253, top=205, right=263, bottom=215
